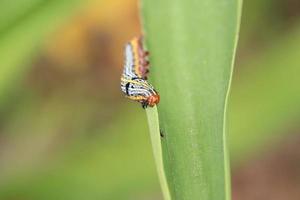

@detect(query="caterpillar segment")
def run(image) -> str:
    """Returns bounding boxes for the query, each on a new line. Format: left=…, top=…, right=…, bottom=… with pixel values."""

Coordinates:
left=120, top=37, right=159, bottom=108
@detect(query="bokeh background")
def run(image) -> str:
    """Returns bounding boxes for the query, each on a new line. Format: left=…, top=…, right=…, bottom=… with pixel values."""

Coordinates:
left=0, top=0, right=299, bottom=199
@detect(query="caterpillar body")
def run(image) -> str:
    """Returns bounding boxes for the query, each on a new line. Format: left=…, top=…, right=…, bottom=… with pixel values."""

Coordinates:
left=120, top=37, right=160, bottom=108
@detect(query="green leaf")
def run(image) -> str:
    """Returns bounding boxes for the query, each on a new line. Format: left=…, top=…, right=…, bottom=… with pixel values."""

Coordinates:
left=141, top=0, right=242, bottom=199
left=0, top=105, right=160, bottom=200
left=229, top=24, right=300, bottom=161
left=146, top=106, right=171, bottom=200
left=0, top=0, right=85, bottom=104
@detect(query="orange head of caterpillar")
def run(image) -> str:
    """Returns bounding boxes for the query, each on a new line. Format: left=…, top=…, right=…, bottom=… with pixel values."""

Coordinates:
left=146, top=94, right=160, bottom=107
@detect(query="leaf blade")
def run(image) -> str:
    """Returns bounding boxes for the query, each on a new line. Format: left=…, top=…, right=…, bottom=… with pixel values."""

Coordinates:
left=146, top=106, right=171, bottom=200
left=142, top=0, right=242, bottom=199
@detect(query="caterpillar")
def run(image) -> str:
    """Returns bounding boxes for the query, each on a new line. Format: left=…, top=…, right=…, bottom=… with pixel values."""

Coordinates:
left=120, top=37, right=160, bottom=108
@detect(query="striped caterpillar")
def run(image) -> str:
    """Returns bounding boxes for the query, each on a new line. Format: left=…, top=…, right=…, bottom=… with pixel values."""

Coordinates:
left=120, top=37, right=160, bottom=108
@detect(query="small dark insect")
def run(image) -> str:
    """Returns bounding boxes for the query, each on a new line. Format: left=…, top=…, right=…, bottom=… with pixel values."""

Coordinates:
left=160, top=129, right=164, bottom=138
left=120, top=37, right=160, bottom=108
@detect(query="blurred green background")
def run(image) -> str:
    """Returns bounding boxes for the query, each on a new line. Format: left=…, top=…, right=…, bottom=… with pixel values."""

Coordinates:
left=0, top=0, right=299, bottom=199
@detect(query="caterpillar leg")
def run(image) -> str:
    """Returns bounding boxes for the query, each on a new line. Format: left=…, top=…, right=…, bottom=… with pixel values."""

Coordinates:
left=141, top=101, right=148, bottom=109
left=136, top=36, right=151, bottom=79
left=142, top=51, right=149, bottom=57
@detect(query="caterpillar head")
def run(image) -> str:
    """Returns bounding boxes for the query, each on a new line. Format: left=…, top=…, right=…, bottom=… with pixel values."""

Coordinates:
left=146, top=94, right=160, bottom=107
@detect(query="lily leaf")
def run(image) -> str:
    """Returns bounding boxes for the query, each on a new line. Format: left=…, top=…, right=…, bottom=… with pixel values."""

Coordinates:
left=142, top=0, right=242, bottom=199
